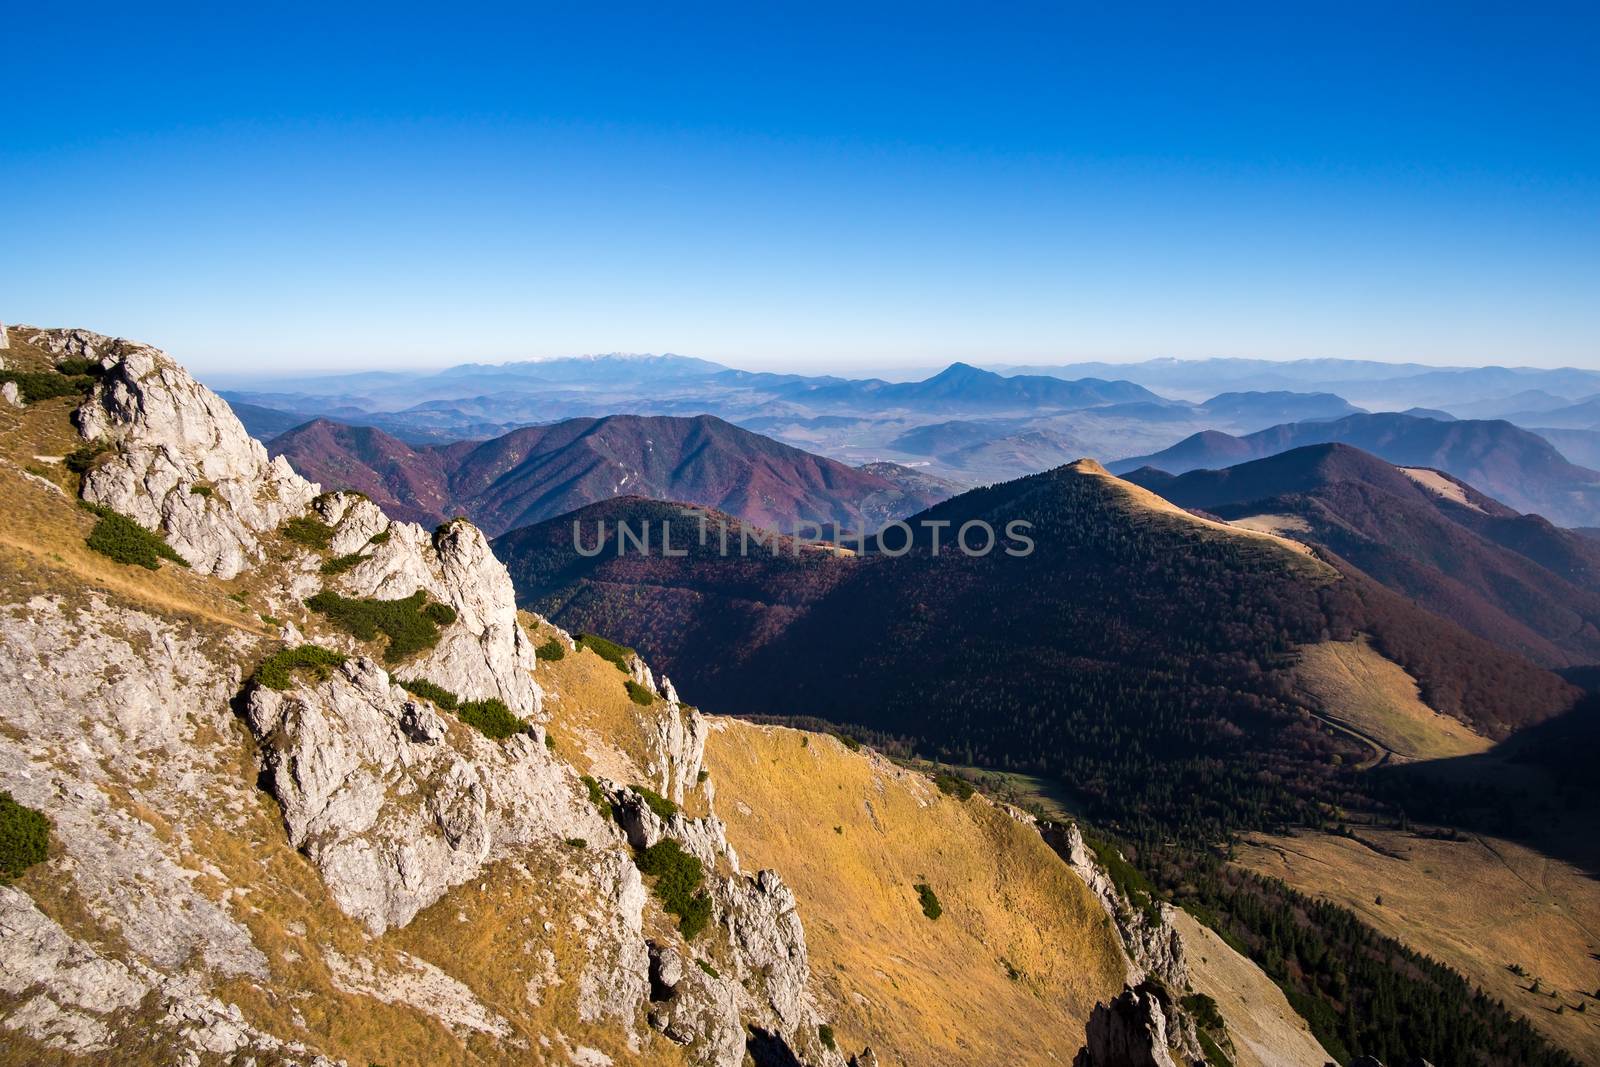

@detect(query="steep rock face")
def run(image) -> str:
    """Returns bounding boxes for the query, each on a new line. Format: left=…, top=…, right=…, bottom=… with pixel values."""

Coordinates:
left=1060, top=824, right=1189, bottom=990
left=49, top=327, right=318, bottom=578
left=320, top=501, right=542, bottom=718
left=246, top=656, right=592, bottom=934
left=1072, top=981, right=1188, bottom=1067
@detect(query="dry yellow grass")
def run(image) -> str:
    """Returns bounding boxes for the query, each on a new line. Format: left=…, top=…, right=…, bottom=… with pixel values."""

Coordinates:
left=1292, top=637, right=1490, bottom=763
left=1227, top=512, right=1313, bottom=538
left=705, top=719, right=1127, bottom=1067
left=1238, top=828, right=1600, bottom=1064
left=1073, top=459, right=1331, bottom=569
left=1398, top=467, right=1485, bottom=512
left=1170, top=909, right=1331, bottom=1067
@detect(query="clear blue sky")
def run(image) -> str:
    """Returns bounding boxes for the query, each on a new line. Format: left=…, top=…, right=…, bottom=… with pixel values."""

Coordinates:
left=2, top=4, right=1596, bottom=373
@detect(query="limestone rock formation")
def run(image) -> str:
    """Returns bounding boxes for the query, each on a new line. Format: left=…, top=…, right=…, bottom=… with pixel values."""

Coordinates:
left=52, top=327, right=318, bottom=577
left=1072, top=981, right=1201, bottom=1067
left=245, top=655, right=595, bottom=934
left=323, top=504, right=543, bottom=718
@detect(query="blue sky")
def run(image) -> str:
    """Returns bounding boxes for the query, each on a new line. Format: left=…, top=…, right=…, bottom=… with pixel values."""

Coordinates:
left=2, top=4, right=1596, bottom=373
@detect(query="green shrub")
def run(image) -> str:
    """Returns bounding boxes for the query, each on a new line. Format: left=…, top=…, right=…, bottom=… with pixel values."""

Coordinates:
left=319, top=552, right=365, bottom=575
left=1182, top=992, right=1226, bottom=1032
left=934, top=772, right=975, bottom=800
left=635, top=839, right=712, bottom=939
left=696, top=958, right=720, bottom=979
left=305, top=589, right=445, bottom=662
left=565, top=838, right=587, bottom=849
left=422, top=602, right=457, bottom=626
left=54, top=357, right=102, bottom=377
left=0, top=792, right=49, bottom=884
left=64, top=441, right=111, bottom=474
left=914, top=883, right=942, bottom=920
left=1196, top=1029, right=1234, bottom=1067
left=835, top=733, right=861, bottom=752
left=367, top=528, right=391, bottom=545
left=399, top=677, right=460, bottom=710
left=260, top=614, right=284, bottom=627
left=456, top=697, right=526, bottom=740
left=83, top=504, right=188, bottom=570
left=580, top=775, right=613, bottom=819
left=535, top=637, right=566, bottom=661
left=625, top=679, right=655, bottom=706
left=254, top=645, right=347, bottom=690
left=1, top=369, right=95, bottom=403
left=817, top=1024, right=836, bottom=1052
left=576, top=632, right=634, bottom=671
left=189, top=483, right=213, bottom=498
left=281, top=515, right=334, bottom=549
left=634, top=786, right=679, bottom=820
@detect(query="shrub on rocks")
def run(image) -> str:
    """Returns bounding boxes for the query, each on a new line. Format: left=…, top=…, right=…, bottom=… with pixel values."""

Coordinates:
left=0, top=792, right=49, bottom=884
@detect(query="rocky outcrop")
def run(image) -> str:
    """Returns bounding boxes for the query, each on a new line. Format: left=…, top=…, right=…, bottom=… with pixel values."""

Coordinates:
left=323, top=505, right=543, bottom=718
left=1058, top=823, right=1189, bottom=989
left=246, top=655, right=588, bottom=933
left=600, top=777, right=841, bottom=1067
left=650, top=701, right=709, bottom=805
left=51, top=327, right=318, bottom=577
left=1073, top=980, right=1201, bottom=1067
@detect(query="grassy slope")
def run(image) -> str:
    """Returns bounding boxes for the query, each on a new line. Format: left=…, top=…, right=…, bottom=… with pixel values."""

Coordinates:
left=1237, top=828, right=1600, bottom=1065
left=1292, top=637, right=1492, bottom=764
left=705, top=721, right=1127, bottom=1067
left=538, top=640, right=1132, bottom=1066
left=1170, top=909, right=1332, bottom=1067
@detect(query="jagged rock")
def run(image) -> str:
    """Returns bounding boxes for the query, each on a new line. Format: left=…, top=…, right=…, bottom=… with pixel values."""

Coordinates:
left=629, top=651, right=659, bottom=695
left=722, top=868, right=813, bottom=1029
left=1059, top=823, right=1189, bottom=989
left=652, top=702, right=708, bottom=804
left=848, top=1050, right=880, bottom=1067
left=649, top=941, right=685, bottom=997
left=312, top=490, right=389, bottom=554
left=0, top=320, right=9, bottom=349
left=58, top=328, right=317, bottom=577
left=660, top=674, right=681, bottom=704
left=246, top=655, right=591, bottom=934
left=0, top=886, right=148, bottom=1054
left=399, top=698, right=446, bottom=742
left=333, top=514, right=542, bottom=719
left=1073, top=981, right=1182, bottom=1067
left=1, top=381, right=20, bottom=408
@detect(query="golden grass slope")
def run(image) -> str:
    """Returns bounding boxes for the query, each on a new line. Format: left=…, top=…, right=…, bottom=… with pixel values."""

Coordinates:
left=705, top=720, right=1127, bottom=1067
left=1238, top=828, right=1600, bottom=1065
left=1071, top=458, right=1331, bottom=569
left=1170, top=909, right=1332, bottom=1067
left=1292, top=637, right=1491, bottom=763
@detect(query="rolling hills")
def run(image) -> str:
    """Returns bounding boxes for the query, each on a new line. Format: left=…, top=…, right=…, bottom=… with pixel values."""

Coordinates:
left=271, top=413, right=951, bottom=536
left=499, top=459, right=1579, bottom=841
left=1125, top=444, right=1600, bottom=667
left=1108, top=412, right=1600, bottom=528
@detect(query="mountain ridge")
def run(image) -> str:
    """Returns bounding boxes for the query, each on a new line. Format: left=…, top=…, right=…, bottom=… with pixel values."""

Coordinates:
left=272, top=412, right=951, bottom=536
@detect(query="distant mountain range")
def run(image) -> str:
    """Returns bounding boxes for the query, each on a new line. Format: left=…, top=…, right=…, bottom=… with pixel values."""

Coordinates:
left=271, top=413, right=950, bottom=535
left=1125, top=444, right=1600, bottom=668
left=1110, top=412, right=1600, bottom=528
